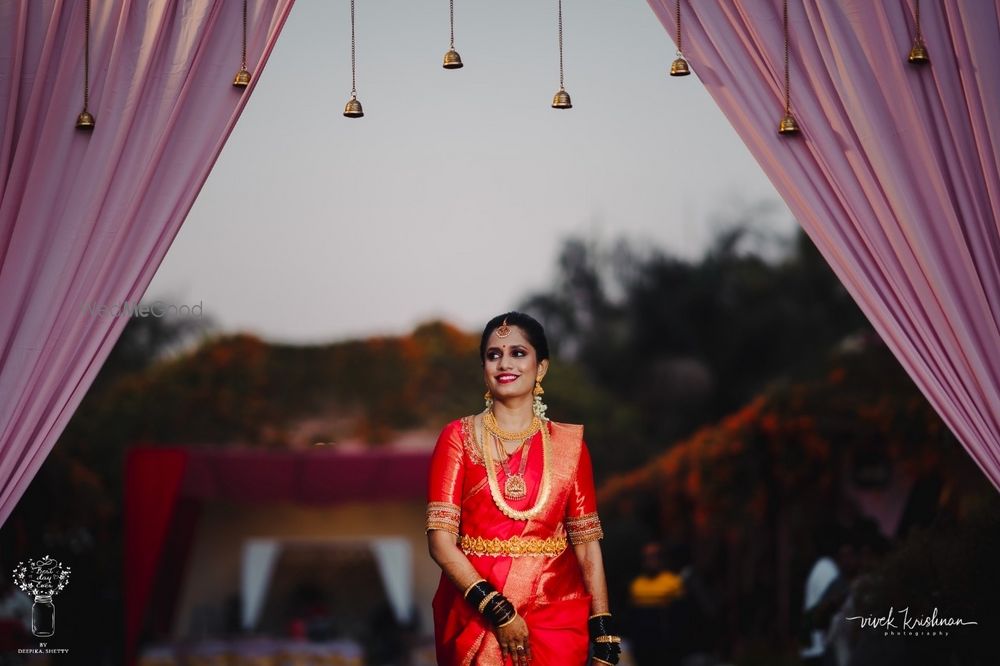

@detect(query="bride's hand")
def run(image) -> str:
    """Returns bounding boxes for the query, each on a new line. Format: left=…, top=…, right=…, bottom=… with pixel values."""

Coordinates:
left=496, top=613, right=531, bottom=665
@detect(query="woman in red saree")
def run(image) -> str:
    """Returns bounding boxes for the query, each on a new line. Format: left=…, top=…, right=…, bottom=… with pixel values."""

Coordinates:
left=426, top=312, right=622, bottom=666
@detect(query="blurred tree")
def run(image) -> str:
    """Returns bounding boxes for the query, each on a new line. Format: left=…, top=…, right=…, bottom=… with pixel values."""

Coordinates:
left=87, top=300, right=215, bottom=395
left=522, top=213, right=870, bottom=473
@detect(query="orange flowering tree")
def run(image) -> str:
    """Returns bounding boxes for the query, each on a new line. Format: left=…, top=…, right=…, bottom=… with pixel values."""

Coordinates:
left=597, top=338, right=973, bottom=657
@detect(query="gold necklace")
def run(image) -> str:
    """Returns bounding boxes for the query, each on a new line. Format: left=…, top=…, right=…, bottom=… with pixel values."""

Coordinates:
left=494, top=434, right=532, bottom=500
left=484, top=410, right=541, bottom=442
left=479, top=415, right=551, bottom=521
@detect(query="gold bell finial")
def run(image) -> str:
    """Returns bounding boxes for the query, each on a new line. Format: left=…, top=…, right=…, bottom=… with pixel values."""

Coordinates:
left=670, top=56, right=691, bottom=77
left=344, top=95, right=364, bottom=118
left=75, top=109, right=95, bottom=130
left=908, top=40, right=929, bottom=65
left=778, top=112, right=800, bottom=136
left=443, top=48, right=463, bottom=69
left=233, top=67, right=251, bottom=87
left=551, top=88, right=572, bottom=109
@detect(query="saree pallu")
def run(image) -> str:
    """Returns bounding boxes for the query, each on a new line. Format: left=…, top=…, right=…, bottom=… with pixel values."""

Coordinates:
left=427, top=417, right=604, bottom=666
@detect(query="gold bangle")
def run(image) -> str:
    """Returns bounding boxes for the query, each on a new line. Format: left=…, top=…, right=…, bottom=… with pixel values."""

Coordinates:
left=477, top=591, right=499, bottom=613
left=594, top=635, right=622, bottom=643
left=589, top=612, right=612, bottom=619
left=463, top=578, right=486, bottom=599
left=592, top=659, right=614, bottom=666
left=496, top=610, right=518, bottom=628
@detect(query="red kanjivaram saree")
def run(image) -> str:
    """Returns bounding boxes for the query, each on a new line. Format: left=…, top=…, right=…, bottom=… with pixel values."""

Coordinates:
left=426, top=416, right=605, bottom=666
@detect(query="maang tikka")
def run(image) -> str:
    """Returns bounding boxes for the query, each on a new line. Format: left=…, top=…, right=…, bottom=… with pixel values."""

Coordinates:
left=495, top=318, right=512, bottom=338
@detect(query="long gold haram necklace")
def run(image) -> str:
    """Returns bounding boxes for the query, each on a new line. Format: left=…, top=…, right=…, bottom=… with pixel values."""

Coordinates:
left=478, top=414, right=552, bottom=521
left=494, top=434, right=532, bottom=500
left=483, top=410, right=540, bottom=500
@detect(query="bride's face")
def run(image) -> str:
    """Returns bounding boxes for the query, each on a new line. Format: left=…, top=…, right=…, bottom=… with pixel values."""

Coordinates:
left=483, top=326, right=548, bottom=403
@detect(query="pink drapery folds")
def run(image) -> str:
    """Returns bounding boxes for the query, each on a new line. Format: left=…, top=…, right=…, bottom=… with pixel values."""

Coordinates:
left=647, top=0, right=1000, bottom=489
left=0, top=0, right=296, bottom=525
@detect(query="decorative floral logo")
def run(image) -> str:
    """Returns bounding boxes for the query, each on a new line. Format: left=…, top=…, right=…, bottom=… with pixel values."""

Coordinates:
left=11, top=555, right=71, bottom=638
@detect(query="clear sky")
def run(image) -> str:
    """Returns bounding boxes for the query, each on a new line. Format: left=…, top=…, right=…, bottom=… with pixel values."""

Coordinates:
left=145, top=0, right=793, bottom=344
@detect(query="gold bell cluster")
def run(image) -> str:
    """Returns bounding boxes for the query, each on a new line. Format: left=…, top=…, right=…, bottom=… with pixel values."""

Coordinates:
left=75, top=0, right=947, bottom=131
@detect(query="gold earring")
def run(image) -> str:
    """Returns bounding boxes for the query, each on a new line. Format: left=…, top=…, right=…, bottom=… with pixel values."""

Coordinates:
left=532, top=380, right=547, bottom=419
left=484, top=390, right=494, bottom=410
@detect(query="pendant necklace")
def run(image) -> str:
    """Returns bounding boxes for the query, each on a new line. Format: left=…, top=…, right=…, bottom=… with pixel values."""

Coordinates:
left=479, top=411, right=551, bottom=521
left=494, top=434, right=532, bottom=501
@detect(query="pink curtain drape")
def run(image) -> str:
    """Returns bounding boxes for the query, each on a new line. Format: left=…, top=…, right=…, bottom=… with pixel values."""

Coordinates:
left=0, top=0, right=296, bottom=526
left=647, top=0, right=1000, bottom=488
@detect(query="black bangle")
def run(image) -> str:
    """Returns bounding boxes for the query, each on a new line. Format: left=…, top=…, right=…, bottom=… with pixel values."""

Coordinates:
left=464, top=580, right=494, bottom=609
left=588, top=613, right=617, bottom=641
left=484, top=592, right=516, bottom=627
left=463, top=579, right=517, bottom=627
left=589, top=613, right=621, bottom=665
left=592, top=640, right=621, bottom=665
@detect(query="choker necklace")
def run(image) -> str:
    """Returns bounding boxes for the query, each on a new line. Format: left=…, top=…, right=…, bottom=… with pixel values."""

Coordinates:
left=478, top=414, right=551, bottom=521
left=484, top=410, right=541, bottom=441
left=494, top=434, right=532, bottom=500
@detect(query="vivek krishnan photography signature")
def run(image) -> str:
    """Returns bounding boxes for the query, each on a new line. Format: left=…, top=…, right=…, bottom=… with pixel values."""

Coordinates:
left=846, top=606, right=978, bottom=636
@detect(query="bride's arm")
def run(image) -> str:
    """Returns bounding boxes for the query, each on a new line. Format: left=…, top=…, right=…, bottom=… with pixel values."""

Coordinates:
left=573, top=539, right=611, bottom=615
left=427, top=530, right=481, bottom=592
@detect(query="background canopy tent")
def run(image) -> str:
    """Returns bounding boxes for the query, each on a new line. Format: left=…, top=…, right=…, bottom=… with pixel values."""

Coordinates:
left=125, top=447, right=431, bottom=664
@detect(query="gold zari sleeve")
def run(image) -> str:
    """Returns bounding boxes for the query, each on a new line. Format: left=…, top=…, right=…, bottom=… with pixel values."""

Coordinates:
left=565, top=512, right=604, bottom=545
left=426, top=501, right=461, bottom=535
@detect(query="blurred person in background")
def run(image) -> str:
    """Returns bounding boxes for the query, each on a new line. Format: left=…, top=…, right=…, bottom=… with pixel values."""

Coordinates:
left=627, top=542, right=684, bottom=666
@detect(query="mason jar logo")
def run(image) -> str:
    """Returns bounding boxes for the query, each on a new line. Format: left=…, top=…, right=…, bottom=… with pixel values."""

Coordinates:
left=11, top=556, right=71, bottom=637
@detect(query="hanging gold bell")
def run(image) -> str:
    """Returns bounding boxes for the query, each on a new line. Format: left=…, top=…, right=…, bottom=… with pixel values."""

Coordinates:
left=670, top=56, right=691, bottom=77
left=344, top=95, right=364, bottom=118
left=908, top=39, right=929, bottom=65
left=75, top=109, right=95, bottom=130
left=233, top=67, right=252, bottom=87
left=551, top=88, right=572, bottom=109
left=778, top=111, right=800, bottom=136
left=443, top=48, right=464, bottom=69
